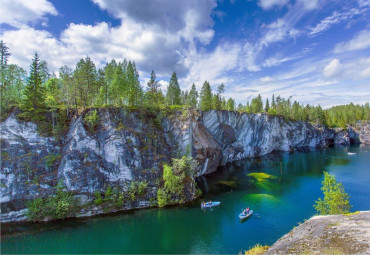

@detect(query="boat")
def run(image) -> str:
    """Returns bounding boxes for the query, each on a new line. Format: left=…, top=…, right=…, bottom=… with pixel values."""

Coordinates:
left=201, top=201, right=221, bottom=208
left=348, top=152, right=356, bottom=155
left=239, top=210, right=253, bottom=220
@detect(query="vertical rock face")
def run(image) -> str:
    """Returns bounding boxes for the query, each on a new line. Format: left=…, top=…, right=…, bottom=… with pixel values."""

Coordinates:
left=195, top=110, right=336, bottom=175
left=0, top=108, right=363, bottom=222
left=0, top=114, right=60, bottom=222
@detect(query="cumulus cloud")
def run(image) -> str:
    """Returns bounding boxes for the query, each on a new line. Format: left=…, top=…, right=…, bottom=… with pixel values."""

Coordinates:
left=0, top=0, right=57, bottom=28
left=334, top=30, right=370, bottom=53
left=323, top=59, right=341, bottom=78
left=1, top=0, right=219, bottom=77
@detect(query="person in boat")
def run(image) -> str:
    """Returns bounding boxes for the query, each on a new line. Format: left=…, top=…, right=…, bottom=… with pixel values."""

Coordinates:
left=247, top=207, right=250, bottom=213
left=202, top=201, right=206, bottom=206
left=208, top=200, right=212, bottom=205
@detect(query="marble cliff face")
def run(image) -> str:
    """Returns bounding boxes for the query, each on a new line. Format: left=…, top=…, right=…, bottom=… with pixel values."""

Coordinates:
left=1, top=108, right=365, bottom=222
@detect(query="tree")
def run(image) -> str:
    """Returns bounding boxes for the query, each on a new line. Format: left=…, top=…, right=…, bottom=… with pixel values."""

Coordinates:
left=314, top=171, right=352, bottom=215
left=271, top=94, right=276, bottom=109
left=22, top=53, right=46, bottom=115
left=187, top=83, right=198, bottom=108
left=0, top=41, right=12, bottom=111
left=166, top=71, right=181, bottom=105
left=226, top=98, right=235, bottom=111
left=265, top=98, right=270, bottom=112
left=59, top=65, right=75, bottom=111
left=145, top=70, right=164, bottom=107
left=3, top=64, right=26, bottom=107
left=199, top=81, right=213, bottom=111
left=45, top=78, right=62, bottom=130
left=251, top=94, right=263, bottom=113
left=73, top=56, right=97, bottom=109
left=126, top=61, right=143, bottom=106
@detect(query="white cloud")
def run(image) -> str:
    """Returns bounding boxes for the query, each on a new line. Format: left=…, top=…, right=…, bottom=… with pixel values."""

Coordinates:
left=323, top=59, right=341, bottom=78
left=258, top=0, right=289, bottom=10
left=310, top=7, right=367, bottom=36
left=0, top=0, right=57, bottom=28
left=259, top=76, right=275, bottom=83
left=334, top=30, right=370, bottom=53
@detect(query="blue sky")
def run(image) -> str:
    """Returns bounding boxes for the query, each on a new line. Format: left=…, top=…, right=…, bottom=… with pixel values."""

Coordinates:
left=1, top=0, right=370, bottom=107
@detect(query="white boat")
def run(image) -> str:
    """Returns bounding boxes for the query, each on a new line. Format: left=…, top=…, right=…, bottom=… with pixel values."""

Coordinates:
left=201, top=201, right=220, bottom=208
left=239, top=210, right=253, bottom=220
left=348, top=152, right=356, bottom=155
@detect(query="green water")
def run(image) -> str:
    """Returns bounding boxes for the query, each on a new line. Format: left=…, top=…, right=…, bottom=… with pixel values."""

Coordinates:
left=2, top=145, right=370, bottom=254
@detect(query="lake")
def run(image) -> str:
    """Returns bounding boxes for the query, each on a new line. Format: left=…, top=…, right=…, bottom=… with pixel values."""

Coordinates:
left=2, top=144, right=369, bottom=254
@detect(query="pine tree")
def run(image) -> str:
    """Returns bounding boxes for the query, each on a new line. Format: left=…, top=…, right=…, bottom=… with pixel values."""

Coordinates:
left=265, top=98, right=270, bottom=112
left=199, top=81, right=213, bottom=111
left=0, top=41, right=11, bottom=111
left=22, top=53, right=46, bottom=116
left=187, top=83, right=198, bottom=108
left=127, top=61, right=143, bottom=106
left=166, top=71, right=181, bottom=105
left=145, top=70, right=163, bottom=107
left=272, top=94, right=276, bottom=109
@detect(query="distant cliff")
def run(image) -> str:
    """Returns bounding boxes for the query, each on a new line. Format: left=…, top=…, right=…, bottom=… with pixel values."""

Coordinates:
left=0, top=108, right=366, bottom=222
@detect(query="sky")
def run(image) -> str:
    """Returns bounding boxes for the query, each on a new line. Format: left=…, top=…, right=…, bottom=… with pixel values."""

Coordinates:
left=1, top=0, right=370, bottom=108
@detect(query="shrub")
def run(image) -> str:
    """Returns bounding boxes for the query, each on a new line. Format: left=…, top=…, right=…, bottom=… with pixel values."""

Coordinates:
left=84, top=110, right=99, bottom=132
left=157, top=188, right=169, bottom=207
left=314, top=171, right=352, bottom=215
left=27, top=181, right=75, bottom=221
left=93, top=191, right=103, bottom=205
left=244, top=244, right=269, bottom=255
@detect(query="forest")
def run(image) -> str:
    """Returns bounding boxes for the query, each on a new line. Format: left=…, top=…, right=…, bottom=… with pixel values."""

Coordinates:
left=1, top=40, right=369, bottom=132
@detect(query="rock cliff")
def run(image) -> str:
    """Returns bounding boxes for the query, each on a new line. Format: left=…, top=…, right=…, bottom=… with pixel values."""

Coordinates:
left=266, top=211, right=370, bottom=254
left=0, top=108, right=366, bottom=222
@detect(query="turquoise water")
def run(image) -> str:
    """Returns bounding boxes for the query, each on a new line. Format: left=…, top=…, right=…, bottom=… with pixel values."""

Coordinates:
left=2, top=145, right=369, bottom=254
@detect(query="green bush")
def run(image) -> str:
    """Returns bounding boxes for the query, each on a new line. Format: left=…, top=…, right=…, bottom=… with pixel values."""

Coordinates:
left=27, top=181, right=75, bottom=221
left=314, top=171, right=352, bottom=215
left=138, top=181, right=148, bottom=197
left=157, top=188, right=169, bottom=207
left=84, top=110, right=99, bottom=132
left=156, top=156, right=198, bottom=207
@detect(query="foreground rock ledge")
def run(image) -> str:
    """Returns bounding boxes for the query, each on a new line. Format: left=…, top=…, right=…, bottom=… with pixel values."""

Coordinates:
left=266, top=210, right=370, bottom=254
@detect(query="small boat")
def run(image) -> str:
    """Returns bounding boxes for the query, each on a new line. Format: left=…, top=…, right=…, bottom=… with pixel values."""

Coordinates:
left=239, top=210, right=253, bottom=220
left=201, top=201, right=220, bottom=208
left=348, top=152, right=356, bottom=155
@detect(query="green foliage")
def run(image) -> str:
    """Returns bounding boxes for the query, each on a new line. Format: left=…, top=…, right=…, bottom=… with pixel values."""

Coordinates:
left=187, top=83, right=198, bottom=108
left=157, top=156, right=198, bottom=207
left=227, top=98, right=235, bottom=111
left=93, top=191, right=103, bottom=205
left=27, top=181, right=75, bottom=221
left=44, top=153, right=61, bottom=167
left=21, top=53, right=47, bottom=119
left=166, top=71, right=181, bottom=105
left=157, top=188, right=169, bottom=207
left=84, top=109, right=99, bottom=132
left=2, top=41, right=368, bottom=129
left=314, top=172, right=352, bottom=215
left=199, top=81, right=213, bottom=111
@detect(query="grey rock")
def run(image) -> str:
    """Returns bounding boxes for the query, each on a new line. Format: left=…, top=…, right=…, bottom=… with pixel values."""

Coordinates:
left=1, top=109, right=368, bottom=222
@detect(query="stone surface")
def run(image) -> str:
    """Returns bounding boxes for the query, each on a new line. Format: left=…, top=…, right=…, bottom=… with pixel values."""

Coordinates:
left=266, top=211, right=370, bottom=254
left=1, top=109, right=368, bottom=222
